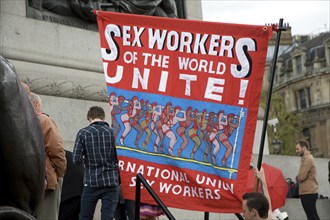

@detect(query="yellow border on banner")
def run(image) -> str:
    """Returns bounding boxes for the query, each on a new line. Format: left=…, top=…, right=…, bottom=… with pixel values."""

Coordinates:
left=116, top=145, right=237, bottom=173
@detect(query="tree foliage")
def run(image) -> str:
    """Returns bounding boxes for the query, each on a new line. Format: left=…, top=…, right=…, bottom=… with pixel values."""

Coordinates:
left=259, top=90, right=303, bottom=155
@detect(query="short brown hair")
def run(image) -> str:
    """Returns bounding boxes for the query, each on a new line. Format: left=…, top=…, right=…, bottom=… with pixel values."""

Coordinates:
left=296, top=139, right=309, bottom=150
left=242, top=192, right=269, bottom=218
left=87, top=106, right=105, bottom=121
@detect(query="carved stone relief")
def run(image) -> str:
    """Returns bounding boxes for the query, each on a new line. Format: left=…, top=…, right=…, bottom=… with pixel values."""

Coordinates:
left=26, top=0, right=185, bottom=30
left=21, top=0, right=186, bottom=101
left=21, top=76, right=108, bottom=102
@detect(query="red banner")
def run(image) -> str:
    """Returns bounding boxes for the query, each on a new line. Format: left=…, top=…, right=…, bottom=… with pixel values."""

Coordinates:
left=95, top=11, right=271, bottom=213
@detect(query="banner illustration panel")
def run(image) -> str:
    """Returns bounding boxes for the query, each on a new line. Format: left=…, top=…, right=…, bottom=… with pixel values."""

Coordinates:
left=95, top=11, right=271, bottom=212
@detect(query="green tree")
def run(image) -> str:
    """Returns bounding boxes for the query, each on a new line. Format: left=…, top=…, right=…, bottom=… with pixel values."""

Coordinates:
left=260, top=90, right=303, bottom=155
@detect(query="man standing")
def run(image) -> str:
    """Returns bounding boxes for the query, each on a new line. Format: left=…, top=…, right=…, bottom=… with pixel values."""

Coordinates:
left=30, top=93, right=67, bottom=220
left=295, top=139, right=320, bottom=220
left=73, top=106, right=120, bottom=220
left=59, top=150, right=84, bottom=220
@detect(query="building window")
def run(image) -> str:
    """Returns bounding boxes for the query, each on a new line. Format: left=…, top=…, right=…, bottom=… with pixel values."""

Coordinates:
left=299, top=89, right=306, bottom=108
left=303, top=128, right=311, bottom=146
left=295, top=56, right=302, bottom=75
left=315, top=89, right=321, bottom=104
left=296, top=87, right=311, bottom=109
left=279, top=69, right=285, bottom=83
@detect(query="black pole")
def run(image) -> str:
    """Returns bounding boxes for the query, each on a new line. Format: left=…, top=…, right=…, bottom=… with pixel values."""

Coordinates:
left=256, top=18, right=286, bottom=170
left=235, top=213, right=245, bottom=220
left=94, top=2, right=118, bottom=10
left=135, top=177, right=141, bottom=220
left=233, top=19, right=287, bottom=220
left=204, top=212, right=209, bottom=220
left=136, top=173, right=176, bottom=220
left=181, top=0, right=187, bottom=19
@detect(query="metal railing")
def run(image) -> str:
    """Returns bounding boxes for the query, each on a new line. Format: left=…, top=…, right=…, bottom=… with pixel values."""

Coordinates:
left=135, top=173, right=245, bottom=220
left=135, top=173, right=175, bottom=220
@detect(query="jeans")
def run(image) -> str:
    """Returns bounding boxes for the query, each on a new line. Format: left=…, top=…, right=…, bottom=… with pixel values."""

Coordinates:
left=300, top=193, right=320, bottom=220
left=80, top=185, right=120, bottom=220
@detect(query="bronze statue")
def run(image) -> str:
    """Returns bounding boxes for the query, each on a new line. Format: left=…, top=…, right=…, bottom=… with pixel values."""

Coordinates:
left=28, top=0, right=179, bottom=23
left=0, top=56, right=45, bottom=219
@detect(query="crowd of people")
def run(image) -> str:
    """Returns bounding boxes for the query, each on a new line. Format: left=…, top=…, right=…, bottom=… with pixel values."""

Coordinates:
left=20, top=82, right=323, bottom=220
left=25, top=84, right=67, bottom=220
left=22, top=82, right=163, bottom=220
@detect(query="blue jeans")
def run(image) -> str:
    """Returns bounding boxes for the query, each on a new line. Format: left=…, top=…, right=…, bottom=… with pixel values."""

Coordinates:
left=80, top=185, right=119, bottom=220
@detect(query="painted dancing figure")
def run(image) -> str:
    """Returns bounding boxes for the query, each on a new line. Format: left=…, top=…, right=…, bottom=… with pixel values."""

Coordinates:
left=139, top=100, right=153, bottom=150
left=108, top=92, right=118, bottom=114
left=189, top=109, right=202, bottom=159
left=218, top=110, right=228, bottom=130
left=176, top=106, right=194, bottom=157
left=158, top=102, right=176, bottom=155
left=119, top=96, right=140, bottom=145
left=110, top=95, right=127, bottom=141
left=130, top=99, right=146, bottom=149
left=168, top=106, right=187, bottom=157
left=150, top=102, right=162, bottom=152
left=217, top=113, right=240, bottom=167
left=210, top=110, right=228, bottom=164
left=201, top=110, right=213, bottom=162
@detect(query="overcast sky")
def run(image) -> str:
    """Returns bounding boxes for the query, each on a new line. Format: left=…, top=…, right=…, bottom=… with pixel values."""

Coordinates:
left=201, top=0, right=330, bottom=36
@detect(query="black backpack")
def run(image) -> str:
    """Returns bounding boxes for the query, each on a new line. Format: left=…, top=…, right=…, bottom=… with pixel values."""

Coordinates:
left=286, top=178, right=299, bottom=198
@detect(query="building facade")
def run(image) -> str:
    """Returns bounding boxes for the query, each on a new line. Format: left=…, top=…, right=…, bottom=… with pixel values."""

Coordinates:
left=268, top=32, right=330, bottom=158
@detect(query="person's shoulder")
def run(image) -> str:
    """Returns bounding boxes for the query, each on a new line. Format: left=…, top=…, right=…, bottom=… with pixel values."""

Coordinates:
left=74, top=125, right=91, bottom=137
left=98, top=123, right=114, bottom=133
left=305, top=151, right=315, bottom=159
left=78, top=125, right=92, bottom=133
left=38, top=113, right=57, bottom=127
left=38, top=113, right=50, bottom=121
left=100, top=123, right=113, bottom=131
left=303, top=152, right=316, bottom=163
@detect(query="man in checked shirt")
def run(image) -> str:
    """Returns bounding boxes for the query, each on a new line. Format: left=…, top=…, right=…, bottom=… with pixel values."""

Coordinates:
left=73, top=106, right=120, bottom=220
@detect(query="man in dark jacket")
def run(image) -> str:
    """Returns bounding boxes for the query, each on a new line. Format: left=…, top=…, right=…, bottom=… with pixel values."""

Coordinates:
left=59, top=150, right=84, bottom=220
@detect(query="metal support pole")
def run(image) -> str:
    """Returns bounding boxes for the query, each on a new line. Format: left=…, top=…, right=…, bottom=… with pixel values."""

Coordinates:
left=135, top=177, right=141, bottom=220
left=94, top=2, right=118, bottom=10
left=235, top=213, right=245, bottom=220
left=257, top=18, right=286, bottom=170
left=204, top=212, right=209, bottom=220
left=135, top=173, right=175, bottom=220
left=235, top=19, right=287, bottom=220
